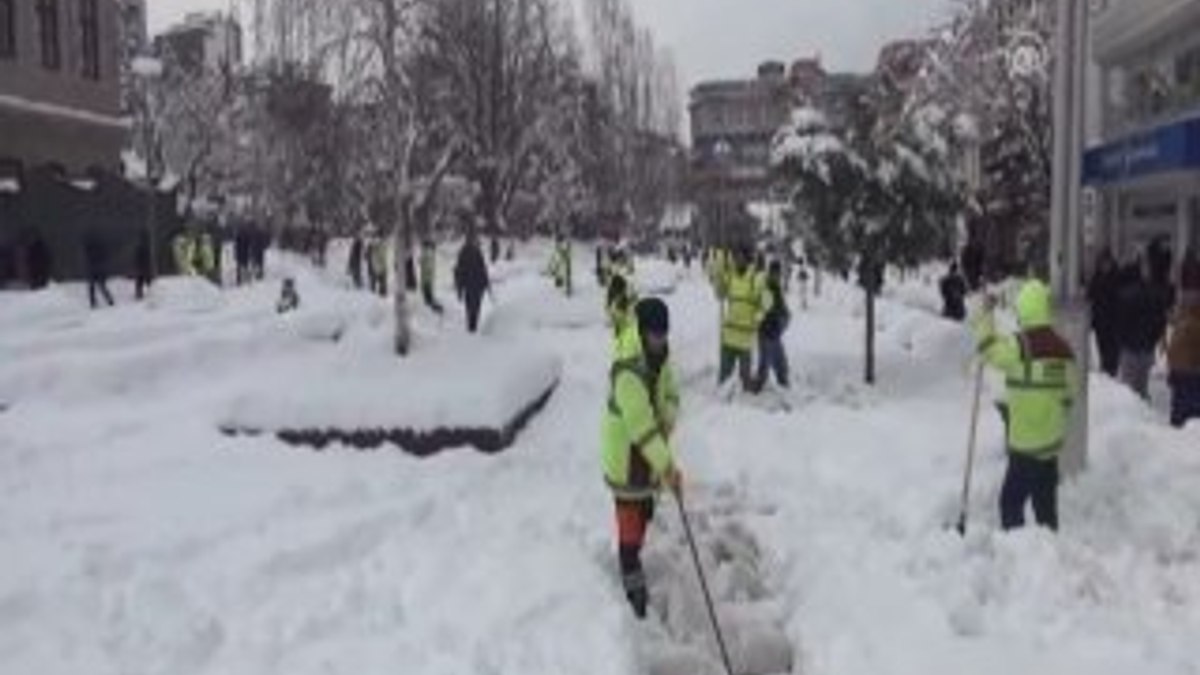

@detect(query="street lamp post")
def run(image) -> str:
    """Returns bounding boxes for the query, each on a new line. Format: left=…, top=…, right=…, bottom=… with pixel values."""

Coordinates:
left=714, top=139, right=732, bottom=247
left=1049, top=0, right=1090, bottom=476
left=132, top=55, right=163, bottom=280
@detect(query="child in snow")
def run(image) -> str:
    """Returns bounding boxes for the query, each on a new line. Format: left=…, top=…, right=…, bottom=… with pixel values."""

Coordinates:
left=601, top=298, right=683, bottom=618
left=972, top=279, right=1077, bottom=530
left=277, top=278, right=300, bottom=314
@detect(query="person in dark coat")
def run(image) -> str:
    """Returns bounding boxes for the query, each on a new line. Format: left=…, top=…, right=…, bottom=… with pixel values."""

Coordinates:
left=234, top=226, right=250, bottom=285
left=939, top=262, right=968, bottom=321
left=134, top=231, right=153, bottom=300
left=961, top=240, right=984, bottom=291
left=1087, top=248, right=1122, bottom=376
left=1117, top=259, right=1174, bottom=399
left=252, top=226, right=268, bottom=280
left=455, top=233, right=491, bottom=333
left=84, top=231, right=114, bottom=308
left=754, top=260, right=791, bottom=391
left=348, top=235, right=364, bottom=289
left=27, top=237, right=52, bottom=289
left=1167, top=276, right=1200, bottom=427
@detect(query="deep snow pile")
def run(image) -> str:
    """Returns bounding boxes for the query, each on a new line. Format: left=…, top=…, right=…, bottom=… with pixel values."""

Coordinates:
left=220, top=333, right=561, bottom=453
left=1, top=249, right=1199, bottom=675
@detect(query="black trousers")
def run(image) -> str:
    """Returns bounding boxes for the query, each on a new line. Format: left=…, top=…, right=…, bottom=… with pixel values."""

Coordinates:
left=369, top=271, right=387, bottom=296
left=88, top=277, right=114, bottom=308
left=465, top=292, right=483, bottom=333
left=422, top=283, right=444, bottom=314
left=1094, top=327, right=1121, bottom=377
left=719, top=345, right=754, bottom=391
left=135, top=274, right=151, bottom=300
left=1000, top=453, right=1059, bottom=531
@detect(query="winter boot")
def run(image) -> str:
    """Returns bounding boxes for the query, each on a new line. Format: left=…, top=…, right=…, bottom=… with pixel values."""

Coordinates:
left=626, top=585, right=648, bottom=619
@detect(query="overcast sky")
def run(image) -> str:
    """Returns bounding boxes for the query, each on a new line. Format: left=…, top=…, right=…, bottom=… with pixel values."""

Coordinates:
left=149, top=0, right=954, bottom=86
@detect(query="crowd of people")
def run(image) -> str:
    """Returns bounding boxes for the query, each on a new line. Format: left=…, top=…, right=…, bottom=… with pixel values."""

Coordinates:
left=1087, top=241, right=1200, bottom=427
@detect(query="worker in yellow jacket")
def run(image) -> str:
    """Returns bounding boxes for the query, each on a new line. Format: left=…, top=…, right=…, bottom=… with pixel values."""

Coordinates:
left=972, top=279, right=1078, bottom=530
left=600, top=297, right=682, bottom=618
left=718, top=246, right=769, bottom=393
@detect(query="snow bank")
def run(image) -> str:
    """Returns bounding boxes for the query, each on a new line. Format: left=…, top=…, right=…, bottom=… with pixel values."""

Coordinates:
left=146, top=276, right=225, bottom=314
left=0, top=286, right=83, bottom=332
left=221, top=335, right=561, bottom=454
left=485, top=288, right=605, bottom=334
left=635, top=259, right=683, bottom=296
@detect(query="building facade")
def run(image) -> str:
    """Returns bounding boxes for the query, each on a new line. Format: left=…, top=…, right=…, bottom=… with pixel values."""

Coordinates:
left=688, top=58, right=869, bottom=245
left=0, top=0, right=126, bottom=176
left=1085, top=0, right=1200, bottom=271
left=689, top=63, right=792, bottom=244
left=115, top=0, right=147, bottom=116
left=154, top=12, right=243, bottom=77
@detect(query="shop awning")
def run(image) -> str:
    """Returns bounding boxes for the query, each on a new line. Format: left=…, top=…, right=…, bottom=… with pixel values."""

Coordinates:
left=1083, top=114, right=1200, bottom=186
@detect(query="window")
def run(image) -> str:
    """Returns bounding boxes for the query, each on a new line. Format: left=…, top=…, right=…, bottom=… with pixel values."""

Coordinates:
left=80, top=0, right=99, bottom=79
left=0, top=0, right=14, bottom=59
left=36, top=0, right=60, bottom=70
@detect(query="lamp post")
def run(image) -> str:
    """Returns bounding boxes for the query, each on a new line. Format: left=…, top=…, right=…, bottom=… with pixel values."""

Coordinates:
left=713, top=139, right=732, bottom=247
left=1049, top=0, right=1091, bottom=476
left=132, top=55, right=163, bottom=279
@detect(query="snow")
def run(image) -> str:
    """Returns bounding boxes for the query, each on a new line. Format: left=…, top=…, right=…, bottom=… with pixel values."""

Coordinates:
left=954, top=113, right=981, bottom=141
left=0, top=93, right=130, bottom=130
left=770, top=131, right=848, bottom=170
left=634, top=259, right=683, bottom=296
left=131, top=56, right=164, bottom=78
left=895, top=142, right=932, bottom=181
left=146, top=276, right=225, bottom=314
left=221, top=334, right=560, bottom=432
left=121, top=149, right=147, bottom=180
left=2, top=246, right=1200, bottom=675
left=787, top=107, right=828, bottom=132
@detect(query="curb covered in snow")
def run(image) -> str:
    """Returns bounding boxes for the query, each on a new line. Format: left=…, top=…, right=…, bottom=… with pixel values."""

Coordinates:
left=222, top=381, right=558, bottom=456
left=217, top=334, right=563, bottom=457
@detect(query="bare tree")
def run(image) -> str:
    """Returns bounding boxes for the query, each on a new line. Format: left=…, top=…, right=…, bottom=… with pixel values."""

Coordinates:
left=156, top=66, right=239, bottom=220
left=320, top=0, right=462, bottom=355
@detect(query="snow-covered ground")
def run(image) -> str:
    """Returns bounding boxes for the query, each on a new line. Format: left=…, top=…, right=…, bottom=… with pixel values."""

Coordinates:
left=1, top=244, right=1198, bottom=675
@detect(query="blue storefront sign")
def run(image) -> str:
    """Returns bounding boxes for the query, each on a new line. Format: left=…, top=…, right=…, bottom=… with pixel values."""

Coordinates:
left=1083, top=115, right=1200, bottom=185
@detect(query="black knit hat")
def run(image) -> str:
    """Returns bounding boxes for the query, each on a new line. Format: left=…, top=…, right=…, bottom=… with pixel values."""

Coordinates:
left=635, top=297, right=669, bottom=335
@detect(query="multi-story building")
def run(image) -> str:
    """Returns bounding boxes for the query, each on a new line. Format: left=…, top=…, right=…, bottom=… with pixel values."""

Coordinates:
left=116, top=0, right=147, bottom=116
left=689, top=61, right=793, bottom=243
left=689, top=58, right=869, bottom=244
left=0, top=1, right=178, bottom=287
left=1084, top=0, right=1200, bottom=268
left=0, top=0, right=126, bottom=176
left=154, top=12, right=243, bottom=77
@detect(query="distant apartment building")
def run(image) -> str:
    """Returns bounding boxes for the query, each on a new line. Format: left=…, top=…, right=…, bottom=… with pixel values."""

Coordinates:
left=689, top=58, right=869, bottom=244
left=116, top=0, right=147, bottom=115
left=154, top=12, right=243, bottom=77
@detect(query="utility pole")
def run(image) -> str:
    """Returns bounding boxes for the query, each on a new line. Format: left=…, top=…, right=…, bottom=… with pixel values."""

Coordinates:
left=1049, top=0, right=1091, bottom=477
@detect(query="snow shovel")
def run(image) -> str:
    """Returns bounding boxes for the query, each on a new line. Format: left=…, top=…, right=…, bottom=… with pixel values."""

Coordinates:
left=954, top=361, right=985, bottom=535
left=673, top=491, right=735, bottom=675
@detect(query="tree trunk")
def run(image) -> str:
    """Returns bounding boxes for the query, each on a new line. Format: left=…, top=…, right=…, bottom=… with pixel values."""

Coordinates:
left=864, top=287, right=876, bottom=385
left=393, top=221, right=411, bottom=356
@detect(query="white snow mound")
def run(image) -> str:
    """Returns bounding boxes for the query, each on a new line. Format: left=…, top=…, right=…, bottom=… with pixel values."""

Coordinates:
left=222, top=335, right=561, bottom=432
